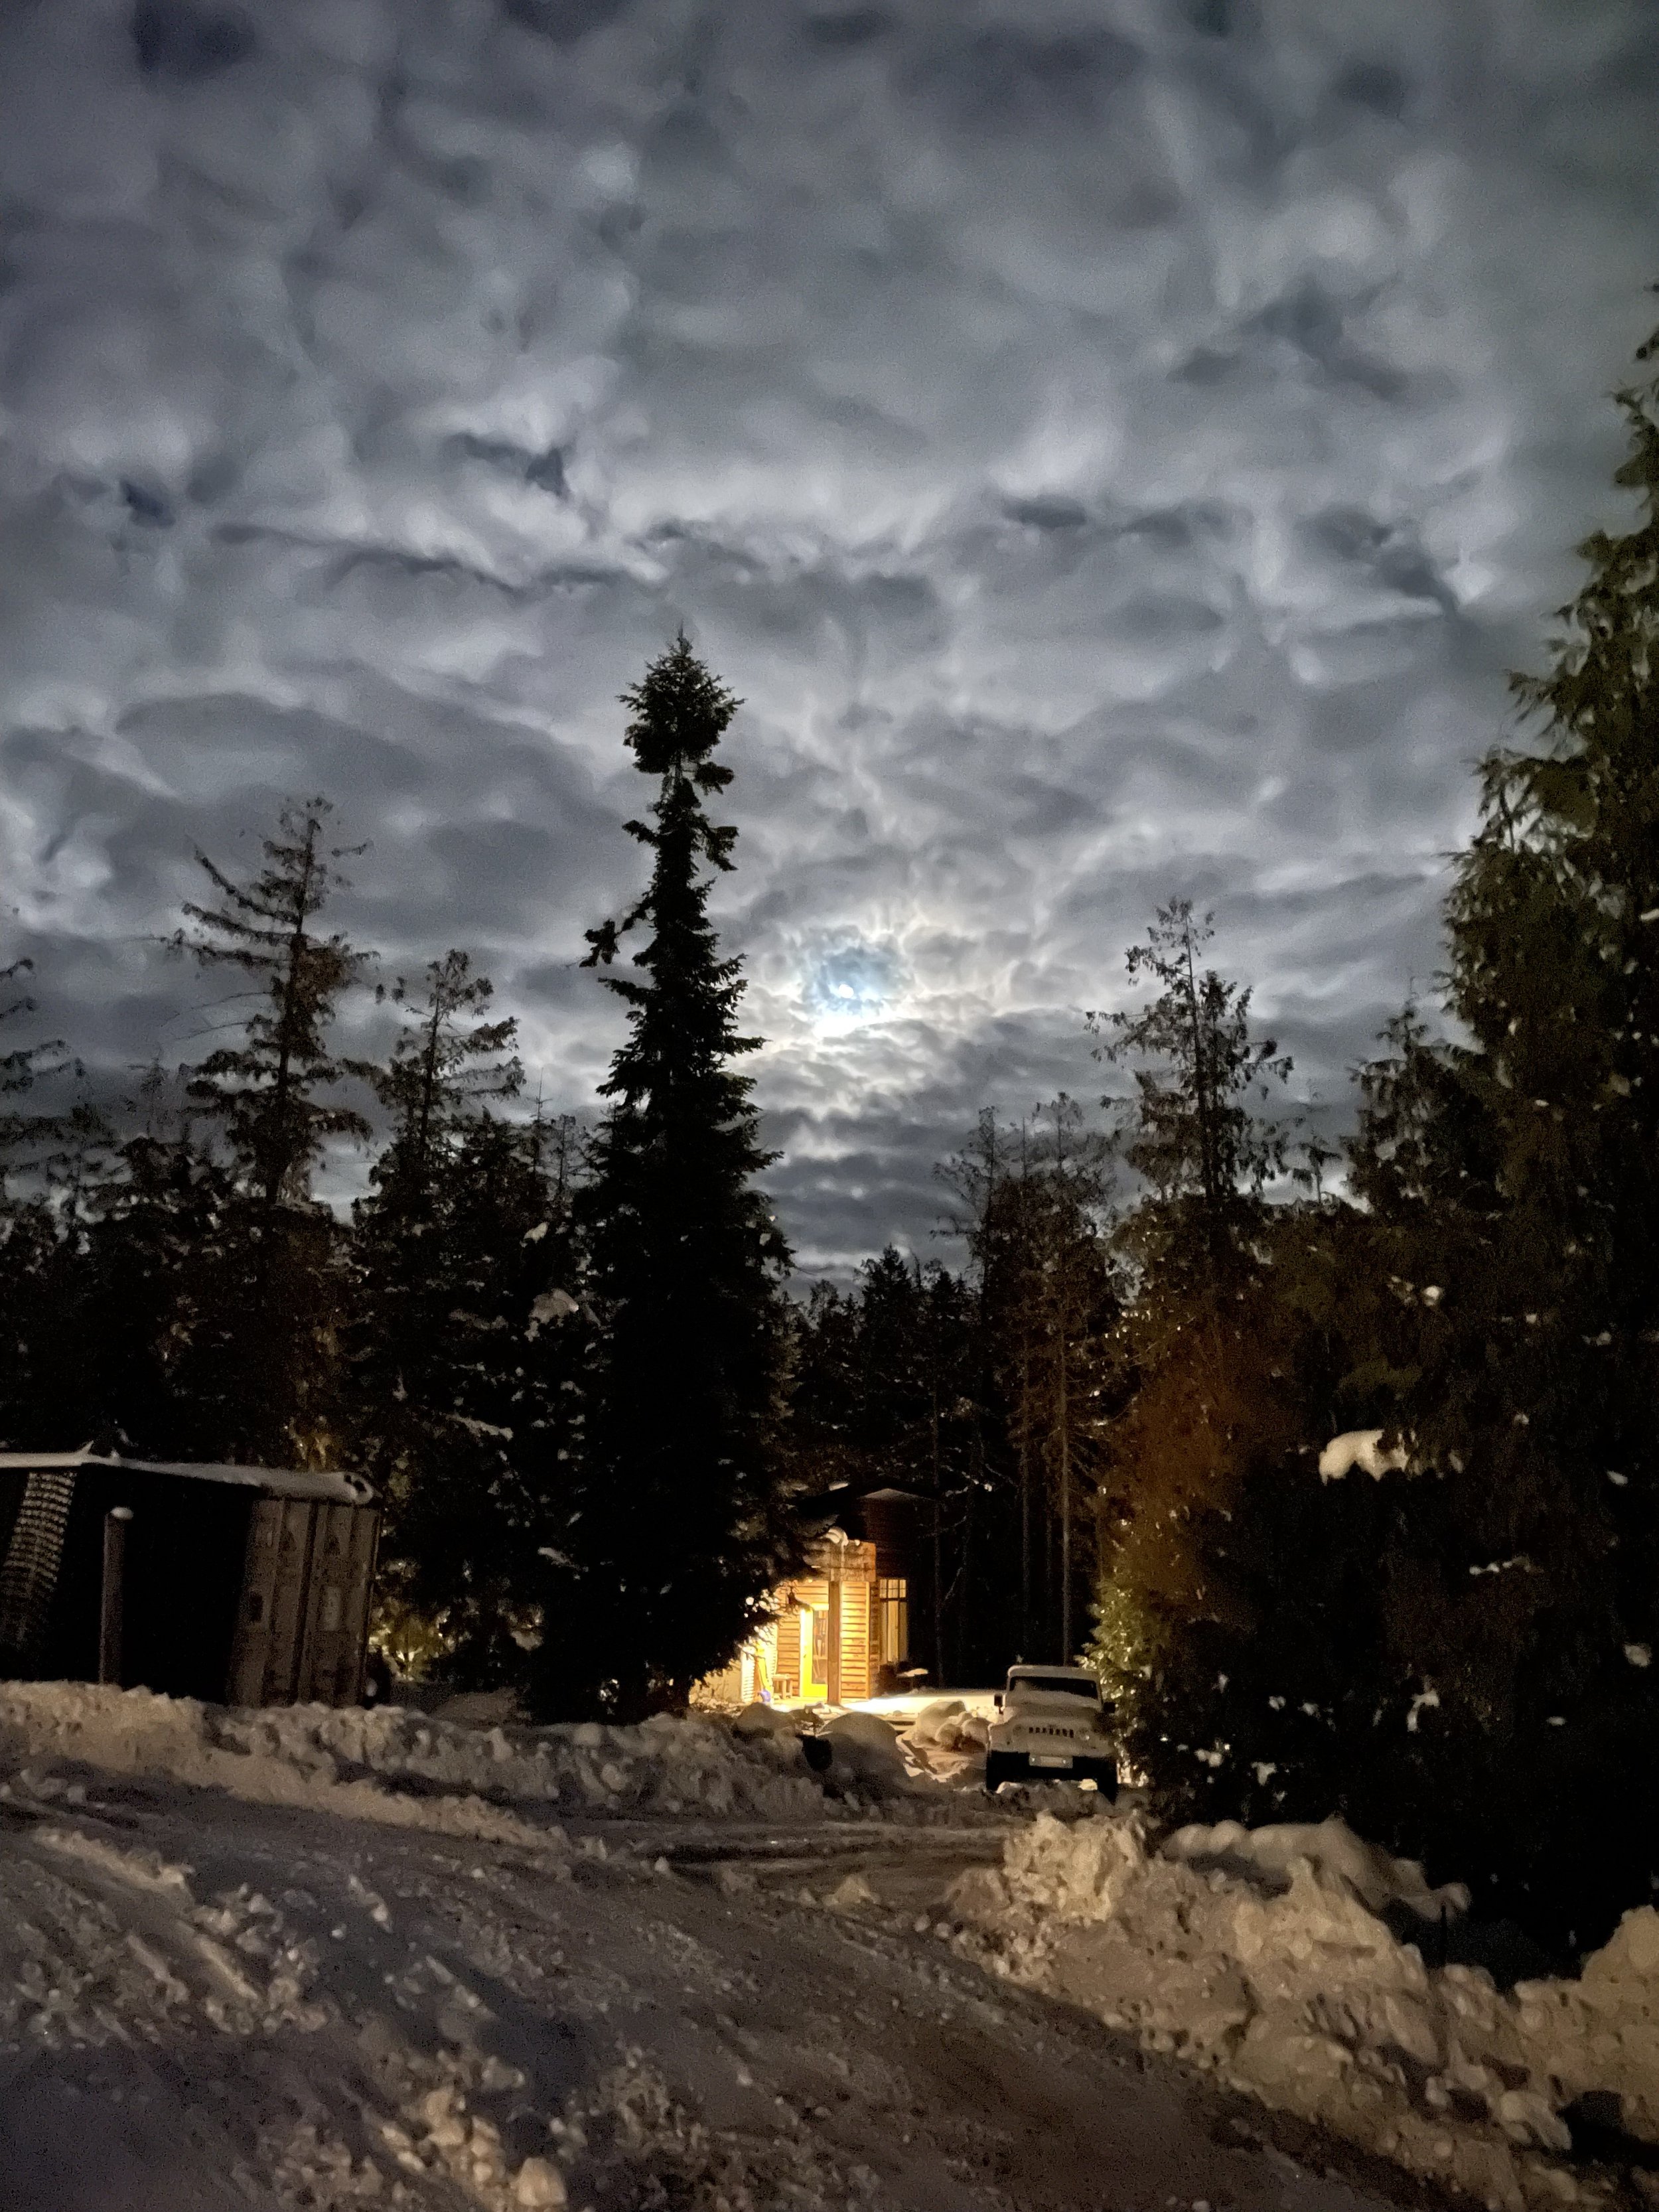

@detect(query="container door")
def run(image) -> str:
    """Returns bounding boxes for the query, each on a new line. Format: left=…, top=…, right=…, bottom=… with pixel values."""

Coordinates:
left=226, top=1500, right=285, bottom=1706
left=295, top=1504, right=358, bottom=1703
left=265, top=1502, right=319, bottom=1705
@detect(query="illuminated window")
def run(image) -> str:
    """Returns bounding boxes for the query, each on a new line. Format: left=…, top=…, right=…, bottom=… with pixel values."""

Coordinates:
left=877, top=1578, right=908, bottom=1663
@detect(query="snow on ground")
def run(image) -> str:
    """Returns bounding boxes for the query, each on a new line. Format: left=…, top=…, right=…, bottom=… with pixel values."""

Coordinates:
left=948, top=1805, right=1659, bottom=2212
left=0, top=1776, right=848, bottom=2211
left=15, top=1680, right=1659, bottom=2212
left=874, top=1698, right=993, bottom=1790
left=0, top=1682, right=1415, bottom=2212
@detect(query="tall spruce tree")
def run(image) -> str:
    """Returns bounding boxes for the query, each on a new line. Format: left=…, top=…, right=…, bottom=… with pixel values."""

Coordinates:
left=1083, top=305, right=1659, bottom=1943
left=0, top=957, right=71, bottom=1447
left=1089, top=900, right=1294, bottom=1278
left=366, top=952, right=523, bottom=1212
left=172, top=796, right=370, bottom=1463
left=50, top=1106, right=244, bottom=1461
left=356, top=1107, right=589, bottom=1690
left=944, top=1101, right=1118, bottom=1664
left=535, top=633, right=792, bottom=1719
left=0, top=958, right=65, bottom=1166
left=176, top=798, right=371, bottom=1206
left=350, top=951, right=526, bottom=1453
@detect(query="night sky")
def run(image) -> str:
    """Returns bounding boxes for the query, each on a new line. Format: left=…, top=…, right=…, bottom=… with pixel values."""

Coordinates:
left=3, top=0, right=1658, bottom=1278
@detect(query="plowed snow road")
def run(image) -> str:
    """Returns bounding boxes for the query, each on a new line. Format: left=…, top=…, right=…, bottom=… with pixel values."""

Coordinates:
left=0, top=1771, right=1434, bottom=2212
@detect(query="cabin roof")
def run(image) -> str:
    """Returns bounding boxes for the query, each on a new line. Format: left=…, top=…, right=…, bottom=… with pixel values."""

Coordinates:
left=0, top=1453, right=374, bottom=1508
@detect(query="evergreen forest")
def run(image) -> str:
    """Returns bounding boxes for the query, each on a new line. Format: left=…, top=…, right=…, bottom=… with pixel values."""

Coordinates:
left=6, top=309, right=1659, bottom=1952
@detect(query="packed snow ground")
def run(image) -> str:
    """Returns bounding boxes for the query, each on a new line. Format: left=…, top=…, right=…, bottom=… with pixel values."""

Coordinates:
left=0, top=1681, right=1411, bottom=2212
left=0, top=1682, right=1654, bottom=2212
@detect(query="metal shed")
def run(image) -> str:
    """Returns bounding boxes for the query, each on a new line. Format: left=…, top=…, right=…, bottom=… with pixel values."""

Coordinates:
left=0, top=1453, right=380, bottom=1708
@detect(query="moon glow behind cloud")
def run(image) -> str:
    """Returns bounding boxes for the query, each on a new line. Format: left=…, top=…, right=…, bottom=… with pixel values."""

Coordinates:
left=801, top=938, right=908, bottom=1026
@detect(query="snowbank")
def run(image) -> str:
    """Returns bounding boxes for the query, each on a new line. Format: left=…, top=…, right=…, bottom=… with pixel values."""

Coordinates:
left=0, top=1820, right=332, bottom=2053
left=0, top=1680, right=837, bottom=1835
left=730, top=1700, right=800, bottom=1741
left=902, top=1698, right=966, bottom=1745
left=950, top=1809, right=1659, bottom=2212
left=0, top=1682, right=569, bottom=1853
left=1162, top=1815, right=1471, bottom=1921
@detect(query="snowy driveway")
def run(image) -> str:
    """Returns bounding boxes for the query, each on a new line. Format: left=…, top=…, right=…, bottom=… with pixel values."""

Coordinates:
left=0, top=1748, right=1424, bottom=2212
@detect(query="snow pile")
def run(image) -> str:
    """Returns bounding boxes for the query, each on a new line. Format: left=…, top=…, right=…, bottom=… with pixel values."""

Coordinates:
left=0, top=1680, right=838, bottom=1831
left=730, top=1700, right=801, bottom=1741
left=901, top=1698, right=966, bottom=1745
left=895, top=1697, right=991, bottom=1787
left=371, top=2079, right=569, bottom=2209
left=1162, top=1815, right=1471, bottom=1921
left=904, top=1702, right=989, bottom=1755
left=555, top=2051, right=889, bottom=2212
left=0, top=1803, right=724, bottom=2212
left=949, top=1809, right=1659, bottom=2212
left=733, top=1700, right=948, bottom=1799
left=256, top=1698, right=834, bottom=1819
left=351, top=2044, right=893, bottom=2212
left=819, top=1710, right=910, bottom=1793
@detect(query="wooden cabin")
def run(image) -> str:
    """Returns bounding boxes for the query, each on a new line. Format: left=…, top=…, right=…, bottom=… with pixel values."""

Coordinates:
left=0, top=1452, right=380, bottom=1708
left=699, top=1485, right=926, bottom=1708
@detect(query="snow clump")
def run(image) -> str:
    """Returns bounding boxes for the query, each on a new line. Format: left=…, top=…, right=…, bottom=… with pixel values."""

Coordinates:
left=1318, top=1429, right=1411, bottom=1481
left=901, top=1698, right=966, bottom=1746
left=818, top=1711, right=910, bottom=1793
left=896, top=1698, right=991, bottom=1787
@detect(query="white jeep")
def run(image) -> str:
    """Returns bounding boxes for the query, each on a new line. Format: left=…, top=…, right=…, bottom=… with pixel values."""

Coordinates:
left=985, top=1664, right=1117, bottom=1792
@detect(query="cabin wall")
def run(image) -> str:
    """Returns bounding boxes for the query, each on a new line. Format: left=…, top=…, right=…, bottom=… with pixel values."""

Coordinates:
left=773, top=1607, right=802, bottom=1698
left=744, top=1539, right=879, bottom=1706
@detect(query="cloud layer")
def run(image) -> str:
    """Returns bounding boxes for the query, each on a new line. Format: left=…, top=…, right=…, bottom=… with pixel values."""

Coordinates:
left=1, top=0, right=1657, bottom=1275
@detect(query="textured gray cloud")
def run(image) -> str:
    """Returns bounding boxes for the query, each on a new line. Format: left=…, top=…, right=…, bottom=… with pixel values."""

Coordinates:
left=1, top=0, right=1656, bottom=1278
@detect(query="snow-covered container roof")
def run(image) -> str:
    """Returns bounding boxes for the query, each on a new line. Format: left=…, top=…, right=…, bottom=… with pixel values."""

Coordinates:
left=0, top=1453, right=373, bottom=1507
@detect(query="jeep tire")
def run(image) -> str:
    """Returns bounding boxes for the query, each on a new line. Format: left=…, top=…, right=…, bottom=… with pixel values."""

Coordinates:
left=985, top=1751, right=1025, bottom=1791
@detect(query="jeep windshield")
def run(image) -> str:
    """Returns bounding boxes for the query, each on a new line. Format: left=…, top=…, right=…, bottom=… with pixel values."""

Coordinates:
left=1009, top=1675, right=1100, bottom=1698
